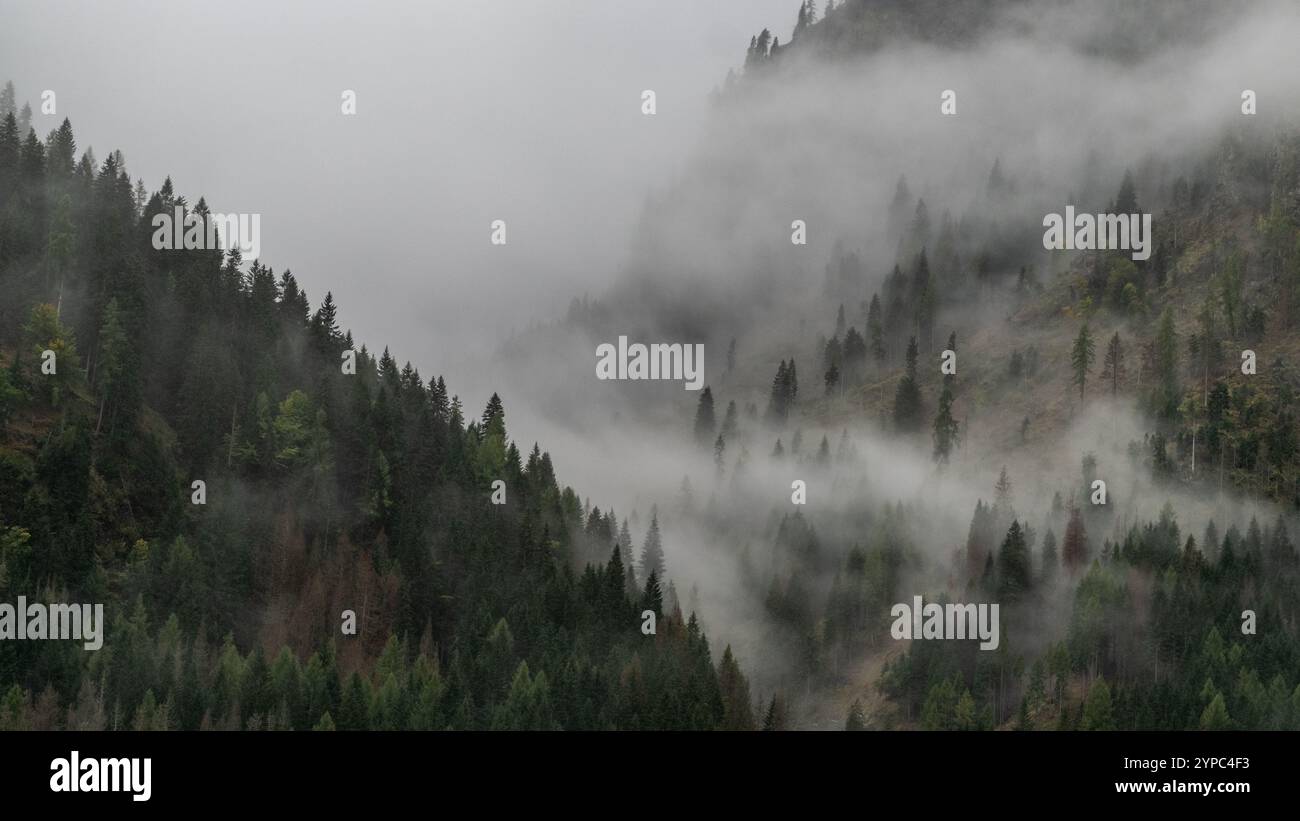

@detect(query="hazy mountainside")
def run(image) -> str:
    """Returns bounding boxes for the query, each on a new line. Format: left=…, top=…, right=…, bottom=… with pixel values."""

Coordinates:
left=748, top=0, right=1249, bottom=66
left=0, top=82, right=766, bottom=731
left=477, top=0, right=1300, bottom=729
left=6, top=0, right=1300, bottom=733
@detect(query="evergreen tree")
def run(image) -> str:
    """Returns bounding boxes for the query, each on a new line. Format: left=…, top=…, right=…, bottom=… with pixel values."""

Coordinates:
left=640, top=570, right=664, bottom=619
left=866, top=294, right=885, bottom=363
left=1101, top=332, right=1125, bottom=396
left=996, top=520, right=1032, bottom=600
left=1062, top=506, right=1088, bottom=571
left=640, top=508, right=665, bottom=581
left=1081, top=678, right=1115, bottom=730
left=1071, top=323, right=1096, bottom=399
left=1199, top=693, right=1232, bottom=730
left=994, top=466, right=1013, bottom=513
left=892, top=336, right=923, bottom=432
left=1040, top=529, right=1058, bottom=583
left=693, top=386, right=716, bottom=447
left=1153, top=307, right=1181, bottom=417
left=932, top=382, right=959, bottom=464
left=1113, top=170, right=1139, bottom=214
left=762, top=694, right=789, bottom=730
left=720, top=399, right=738, bottom=439
left=845, top=699, right=867, bottom=731
left=717, top=646, right=755, bottom=730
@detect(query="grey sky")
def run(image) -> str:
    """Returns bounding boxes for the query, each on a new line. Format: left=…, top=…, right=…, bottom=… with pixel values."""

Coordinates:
left=0, top=0, right=796, bottom=385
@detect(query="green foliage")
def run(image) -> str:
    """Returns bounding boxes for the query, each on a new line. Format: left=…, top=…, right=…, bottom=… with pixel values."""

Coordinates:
left=0, top=108, right=753, bottom=731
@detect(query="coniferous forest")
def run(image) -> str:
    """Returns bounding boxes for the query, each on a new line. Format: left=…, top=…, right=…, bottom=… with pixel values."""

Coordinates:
left=0, top=85, right=762, bottom=729
left=4, top=0, right=1300, bottom=742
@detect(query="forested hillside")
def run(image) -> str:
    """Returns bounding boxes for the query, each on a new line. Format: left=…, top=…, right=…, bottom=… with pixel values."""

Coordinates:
left=657, top=0, right=1300, bottom=729
left=5, top=0, right=1300, bottom=734
left=0, top=83, right=759, bottom=731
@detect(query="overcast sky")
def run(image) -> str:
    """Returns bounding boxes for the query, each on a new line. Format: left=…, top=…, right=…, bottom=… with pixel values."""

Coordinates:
left=0, top=0, right=796, bottom=384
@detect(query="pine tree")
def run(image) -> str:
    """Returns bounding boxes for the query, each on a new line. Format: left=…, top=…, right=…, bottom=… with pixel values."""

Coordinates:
left=605, top=546, right=628, bottom=620
left=994, top=466, right=1012, bottom=513
left=892, top=336, right=923, bottom=432
left=640, top=570, right=663, bottom=619
left=845, top=699, right=867, bottom=731
left=766, top=360, right=799, bottom=424
left=867, top=294, right=885, bottom=363
left=720, top=400, right=738, bottom=439
left=1153, top=307, right=1181, bottom=417
left=824, top=362, right=839, bottom=395
left=717, top=646, right=755, bottom=730
left=762, top=694, right=788, bottom=730
left=640, top=508, right=665, bottom=580
left=1113, top=170, right=1139, bottom=214
left=312, top=292, right=340, bottom=348
left=996, top=520, right=1032, bottom=600
left=1062, top=506, right=1088, bottom=571
left=1071, top=323, right=1096, bottom=399
left=1040, top=529, right=1058, bottom=583
left=1081, top=678, right=1115, bottom=730
left=694, top=386, right=716, bottom=446
left=1199, top=693, right=1231, bottom=730
left=1193, top=296, right=1222, bottom=402
left=1101, top=331, right=1125, bottom=396
left=932, top=382, right=959, bottom=464
left=481, top=392, right=505, bottom=439
left=94, top=298, right=133, bottom=435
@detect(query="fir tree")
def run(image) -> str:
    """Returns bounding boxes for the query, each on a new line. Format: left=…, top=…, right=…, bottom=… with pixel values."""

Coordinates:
left=1071, top=323, right=1096, bottom=399
left=640, top=508, right=665, bottom=581
left=932, top=382, right=959, bottom=464
left=845, top=699, right=867, bottom=731
left=1101, top=331, right=1125, bottom=396
left=892, top=336, right=923, bottom=432
left=996, top=520, right=1032, bottom=600
left=694, top=386, right=716, bottom=446
left=1062, top=506, right=1088, bottom=571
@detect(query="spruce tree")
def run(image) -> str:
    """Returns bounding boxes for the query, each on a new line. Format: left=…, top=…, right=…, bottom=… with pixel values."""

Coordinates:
left=892, top=336, right=923, bottom=432
left=1062, top=506, right=1088, bottom=571
left=693, top=386, right=716, bottom=446
left=1081, top=678, right=1115, bottom=730
left=1101, top=331, right=1125, bottom=396
left=845, top=699, right=867, bottom=731
left=867, top=294, right=886, bottom=363
left=640, top=570, right=664, bottom=619
left=640, top=508, right=665, bottom=581
left=1153, top=307, right=1181, bottom=417
left=717, top=646, right=755, bottom=730
left=1071, top=323, right=1095, bottom=399
left=932, top=382, right=958, bottom=463
left=1040, top=529, right=1058, bottom=583
left=996, top=520, right=1032, bottom=600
